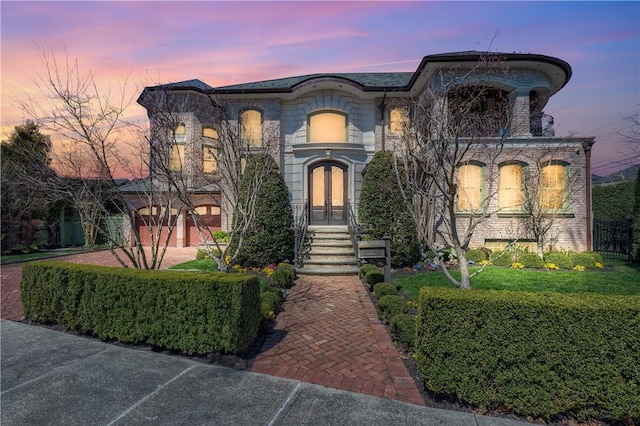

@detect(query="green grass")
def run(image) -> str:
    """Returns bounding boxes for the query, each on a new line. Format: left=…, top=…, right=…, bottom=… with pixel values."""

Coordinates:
left=1, top=247, right=88, bottom=265
left=168, top=259, right=219, bottom=271
left=393, top=260, right=640, bottom=299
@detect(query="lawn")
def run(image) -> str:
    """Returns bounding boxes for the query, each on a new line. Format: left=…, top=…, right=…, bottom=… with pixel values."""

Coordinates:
left=168, top=259, right=219, bottom=271
left=393, top=259, right=640, bottom=299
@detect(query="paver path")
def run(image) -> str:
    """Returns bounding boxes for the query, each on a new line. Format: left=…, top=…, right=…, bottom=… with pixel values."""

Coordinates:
left=251, top=275, right=425, bottom=406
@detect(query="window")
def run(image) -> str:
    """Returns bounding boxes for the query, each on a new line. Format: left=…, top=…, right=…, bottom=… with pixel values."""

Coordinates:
left=457, top=163, right=483, bottom=211
left=173, top=123, right=186, bottom=140
left=169, top=144, right=185, bottom=171
left=202, top=127, right=218, bottom=140
left=541, top=163, right=567, bottom=210
left=308, top=111, right=347, bottom=143
left=389, top=107, right=409, bottom=135
left=499, top=163, right=524, bottom=210
left=240, top=109, right=262, bottom=146
left=203, top=145, right=217, bottom=173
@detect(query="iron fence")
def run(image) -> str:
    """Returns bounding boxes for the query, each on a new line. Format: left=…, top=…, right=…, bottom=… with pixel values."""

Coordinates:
left=593, top=218, right=634, bottom=261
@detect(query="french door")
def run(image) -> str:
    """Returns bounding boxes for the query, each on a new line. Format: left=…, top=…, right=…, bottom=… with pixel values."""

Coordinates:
left=309, top=162, right=347, bottom=225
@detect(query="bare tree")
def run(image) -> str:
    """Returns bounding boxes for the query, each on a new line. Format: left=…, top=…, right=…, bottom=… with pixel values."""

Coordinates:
left=392, top=53, right=514, bottom=289
left=14, top=47, right=177, bottom=269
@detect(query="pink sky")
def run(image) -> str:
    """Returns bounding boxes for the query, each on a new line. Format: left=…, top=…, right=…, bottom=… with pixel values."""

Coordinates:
left=2, top=1, right=639, bottom=176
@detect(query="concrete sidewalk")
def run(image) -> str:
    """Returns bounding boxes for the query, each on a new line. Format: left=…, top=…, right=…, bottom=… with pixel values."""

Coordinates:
left=1, top=320, right=533, bottom=426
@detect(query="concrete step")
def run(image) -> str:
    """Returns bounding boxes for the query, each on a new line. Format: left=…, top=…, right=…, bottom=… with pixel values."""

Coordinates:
left=308, top=246, right=355, bottom=255
left=307, top=225, right=349, bottom=233
left=304, top=257, right=358, bottom=266
left=295, top=265, right=360, bottom=276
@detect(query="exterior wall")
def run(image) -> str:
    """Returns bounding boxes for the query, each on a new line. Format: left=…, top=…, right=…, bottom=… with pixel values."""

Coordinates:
left=447, top=138, right=592, bottom=252
left=281, top=90, right=377, bottom=215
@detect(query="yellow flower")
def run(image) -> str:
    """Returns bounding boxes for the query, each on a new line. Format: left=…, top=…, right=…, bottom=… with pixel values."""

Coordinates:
left=224, top=255, right=231, bottom=264
left=595, top=262, right=603, bottom=269
left=510, top=262, right=525, bottom=269
left=573, top=265, right=585, bottom=272
left=544, top=262, right=559, bottom=270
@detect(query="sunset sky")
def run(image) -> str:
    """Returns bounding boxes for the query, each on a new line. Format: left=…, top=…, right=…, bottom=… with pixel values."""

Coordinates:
left=1, top=1, right=638, bottom=176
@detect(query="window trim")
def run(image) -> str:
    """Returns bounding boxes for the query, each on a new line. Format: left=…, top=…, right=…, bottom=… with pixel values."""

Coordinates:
left=456, top=161, right=486, bottom=212
left=307, top=109, right=349, bottom=143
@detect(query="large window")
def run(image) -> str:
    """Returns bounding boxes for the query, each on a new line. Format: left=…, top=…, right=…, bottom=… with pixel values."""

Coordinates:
left=499, top=163, right=524, bottom=211
left=240, top=109, right=262, bottom=146
left=457, top=163, right=484, bottom=211
left=203, top=145, right=217, bottom=173
left=541, top=162, right=567, bottom=210
left=389, top=107, right=409, bottom=135
left=202, top=126, right=218, bottom=140
left=308, top=111, right=348, bottom=143
left=169, top=144, right=185, bottom=172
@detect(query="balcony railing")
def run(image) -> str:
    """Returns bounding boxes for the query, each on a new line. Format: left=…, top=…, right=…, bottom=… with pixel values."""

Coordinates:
left=453, top=112, right=555, bottom=137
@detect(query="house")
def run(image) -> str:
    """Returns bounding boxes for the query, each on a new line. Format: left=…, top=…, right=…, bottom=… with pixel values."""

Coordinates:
left=136, top=51, right=595, bottom=258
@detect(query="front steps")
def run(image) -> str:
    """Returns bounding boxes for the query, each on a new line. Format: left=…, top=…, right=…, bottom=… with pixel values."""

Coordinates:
left=296, top=225, right=359, bottom=276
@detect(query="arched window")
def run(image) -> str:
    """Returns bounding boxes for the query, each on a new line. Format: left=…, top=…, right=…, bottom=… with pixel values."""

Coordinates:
left=308, top=110, right=348, bottom=143
left=499, top=162, right=525, bottom=211
left=389, top=107, right=409, bottom=135
left=202, top=126, right=218, bottom=140
left=240, top=109, right=263, bottom=146
left=457, top=163, right=484, bottom=211
left=169, top=144, right=185, bottom=172
left=541, top=162, right=568, bottom=211
left=174, top=123, right=186, bottom=137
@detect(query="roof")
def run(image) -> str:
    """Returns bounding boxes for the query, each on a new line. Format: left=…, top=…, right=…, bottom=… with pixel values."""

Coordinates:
left=138, top=51, right=572, bottom=97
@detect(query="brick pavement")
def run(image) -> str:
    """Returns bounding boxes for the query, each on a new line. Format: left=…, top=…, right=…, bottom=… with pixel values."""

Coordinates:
left=1, top=249, right=426, bottom=406
left=251, top=275, right=426, bottom=406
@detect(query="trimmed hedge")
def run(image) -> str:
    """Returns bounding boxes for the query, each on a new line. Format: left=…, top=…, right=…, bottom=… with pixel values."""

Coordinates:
left=544, top=251, right=574, bottom=269
left=570, top=252, right=596, bottom=269
left=372, top=282, right=398, bottom=299
left=390, top=313, right=416, bottom=350
left=21, top=261, right=261, bottom=355
left=364, top=270, right=385, bottom=287
left=466, top=249, right=486, bottom=263
left=490, top=250, right=513, bottom=267
left=377, top=295, right=410, bottom=322
left=272, top=263, right=296, bottom=289
left=517, top=252, right=544, bottom=269
left=359, top=264, right=379, bottom=279
left=416, top=287, right=640, bottom=423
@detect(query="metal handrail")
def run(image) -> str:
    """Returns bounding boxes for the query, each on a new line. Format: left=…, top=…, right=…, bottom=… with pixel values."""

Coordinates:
left=347, top=200, right=361, bottom=266
left=293, top=202, right=308, bottom=268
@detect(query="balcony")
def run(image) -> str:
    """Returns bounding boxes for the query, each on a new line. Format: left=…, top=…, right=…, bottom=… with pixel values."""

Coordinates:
left=455, top=112, right=555, bottom=137
left=530, top=113, right=555, bottom=137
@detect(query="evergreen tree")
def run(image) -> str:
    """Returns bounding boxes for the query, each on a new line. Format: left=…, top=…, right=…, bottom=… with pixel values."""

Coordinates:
left=633, top=168, right=640, bottom=261
left=233, top=154, right=294, bottom=266
left=359, top=150, right=419, bottom=267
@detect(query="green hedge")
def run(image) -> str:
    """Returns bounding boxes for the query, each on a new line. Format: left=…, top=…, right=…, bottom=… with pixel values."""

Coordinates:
left=415, top=287, right=640, bottom=423
left=372, top=282, right=397, bottom=299
left=21, top=261, right=261, bottom=355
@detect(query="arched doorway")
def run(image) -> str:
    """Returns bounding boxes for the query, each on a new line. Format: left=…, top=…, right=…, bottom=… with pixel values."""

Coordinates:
left=309, top=161, right=347, bottom=225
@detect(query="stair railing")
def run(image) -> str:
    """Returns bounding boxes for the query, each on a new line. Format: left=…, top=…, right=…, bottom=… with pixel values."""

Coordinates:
left=347, top=200, right=361, bottom=266
left=293, top=201, right=309, bottom=268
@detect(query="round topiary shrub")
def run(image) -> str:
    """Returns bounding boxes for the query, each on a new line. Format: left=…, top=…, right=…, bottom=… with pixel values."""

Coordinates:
left=372, top=282, right=398, bottom=299
left=570, top=252, right=597, bottom=269
left=544, top=251, right=574, bottom=269
left=517, top=252, right=544, bottom=269
left=260, top=291, right=282, bottom=325
left=390, top=313, right=416, bottom=350
left=377, top=295, right=409, bottom=322
left=359, top=264, right=379, bottom=279
left=466, top=248, right=486, bottom=263
left=490, top=250, right=513, bottom=267
left=364, top=270, right=385, bottom=287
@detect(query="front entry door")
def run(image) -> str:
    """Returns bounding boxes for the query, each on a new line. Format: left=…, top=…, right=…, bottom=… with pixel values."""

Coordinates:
left=309, top=162, right=347, bottom=225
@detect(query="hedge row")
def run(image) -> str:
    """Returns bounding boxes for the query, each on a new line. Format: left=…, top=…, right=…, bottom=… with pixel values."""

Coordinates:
left=416, top=287, right=640, bottom=423
left=21, top=261, right=261, bottom=355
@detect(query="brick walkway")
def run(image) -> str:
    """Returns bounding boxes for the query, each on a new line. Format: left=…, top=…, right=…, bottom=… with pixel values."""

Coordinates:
left=251, top=275, right=425, bottom=406
left=1, top=250, right=426, bottom=406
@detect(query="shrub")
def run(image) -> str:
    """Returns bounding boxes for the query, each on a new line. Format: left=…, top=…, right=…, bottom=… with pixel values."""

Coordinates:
left=570, top=252, right=596, bottom=269
left=544, top=251, right=574, bottom=269
left=271, top=263, right=296, bottom=289
left=466, top=249, right=486, bottom=263
left=390, top=313, right=416, bottom=350
left=196, top=248, right=222, bottom=260
left=260, top=291, right=281, bottom=325
left=582, top=251, right=604, bottom=265
left=21, top=261, right=261, bottom=354
left=231, top=154, right=294, bottom=267
left=490, top=250, right=513, bottom=267
left=358, top=151, right=419, bottom=267
left=377, top=295, right=409, bottom=322
left=517, top=252, right=544, bottom=269
left=364, top=270, right=385, bottom=287
left=359, top=263, right=379, bottom=279
left=372, top=282, right=398, bottom=299
left=415, top=287, right=640, bottom=423
left=212, top=230, right=230, bottom=243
